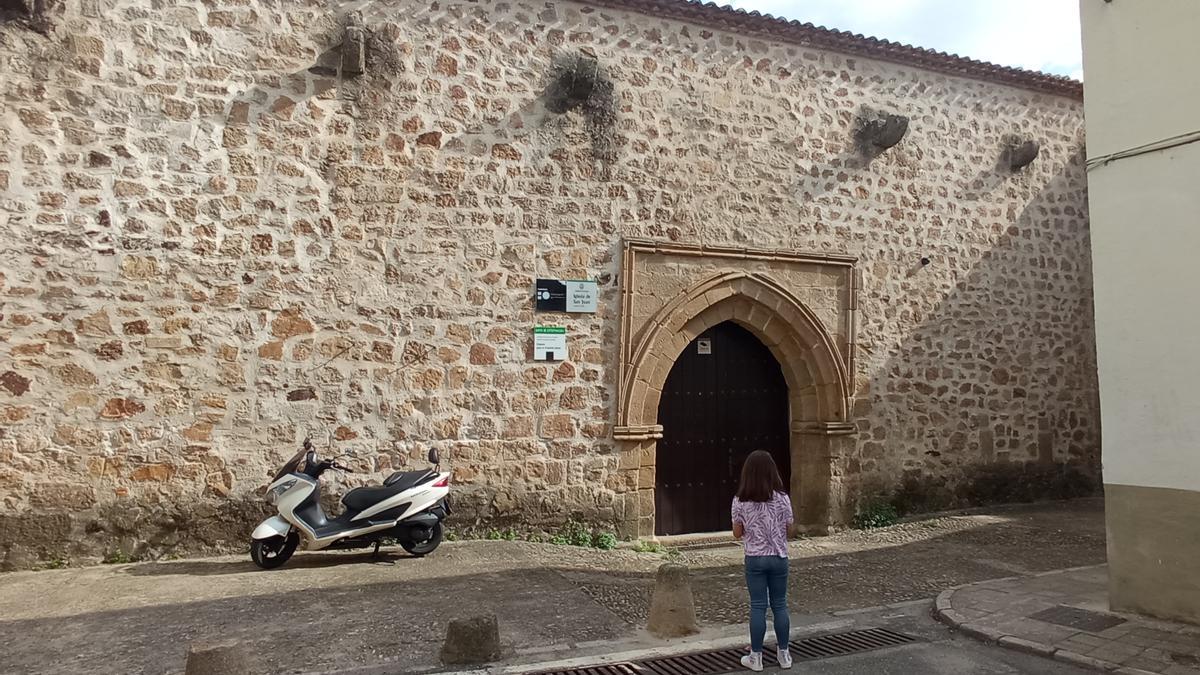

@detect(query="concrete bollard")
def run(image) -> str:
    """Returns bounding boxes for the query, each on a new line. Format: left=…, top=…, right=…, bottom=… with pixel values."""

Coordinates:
left=184, top=640, right=254, bottom=675
left=441, top=613, right=502, bottom=666
left=647, top=562, right=700, bottom=638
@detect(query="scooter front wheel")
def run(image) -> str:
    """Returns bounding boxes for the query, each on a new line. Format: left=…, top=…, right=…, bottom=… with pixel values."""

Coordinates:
left=251, top=531, right=299, bottom=569
left=400, top=522, right=443, bottom=557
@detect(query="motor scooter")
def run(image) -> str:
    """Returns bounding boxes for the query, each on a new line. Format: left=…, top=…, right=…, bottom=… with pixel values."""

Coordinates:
left=250, top=437, right=451, bottom=569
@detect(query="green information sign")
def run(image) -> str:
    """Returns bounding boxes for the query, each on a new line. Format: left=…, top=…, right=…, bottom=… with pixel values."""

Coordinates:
left=533, top=326, right=567, bottom=361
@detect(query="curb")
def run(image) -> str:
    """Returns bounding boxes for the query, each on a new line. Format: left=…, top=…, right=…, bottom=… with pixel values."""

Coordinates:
left=997, top=635, right=1054, bottom=658
left=1052, top=649, right=1117, bottom=671
left=307, top=598, right=933, bottom=675
left=932, top=580, right=1154, bottom=675
left=445, top=619, right=858, bottom=675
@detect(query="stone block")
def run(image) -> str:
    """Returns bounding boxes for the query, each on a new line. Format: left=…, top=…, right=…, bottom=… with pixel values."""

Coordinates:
left=618, top=449, right=640, bottom=471
left=638, top=443, right=655, bottom=467
left=0, top=371, right=31, bottom=397
left=616, top=518, right=639, bottom=539
left=77, top=309, right=114, bottom=337
left=271, top=309, right=313, bottom=339
left=539, top=414, right=576, bottom=439
left=638, top=465, right=654, bottom=487
left=469, top=343, right=496, bottom=365
left=637, top=488, right=654, bottom=515
left=0, top=544, right=39, bottom=573
left=637, top=515, right=655, bottom=538
left=145, top=336, right=182, bottom=350
left=647, top=563, right=700, bottom=638
left=100, top=398, right=145, bottom=419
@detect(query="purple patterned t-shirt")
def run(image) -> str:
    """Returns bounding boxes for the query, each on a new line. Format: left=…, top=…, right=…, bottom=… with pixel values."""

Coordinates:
left=732, top=492, right=793, bottom=558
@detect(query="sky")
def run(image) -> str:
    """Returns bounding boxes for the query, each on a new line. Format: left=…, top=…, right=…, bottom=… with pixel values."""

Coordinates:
left=729, top=0, right=1083, bottom=79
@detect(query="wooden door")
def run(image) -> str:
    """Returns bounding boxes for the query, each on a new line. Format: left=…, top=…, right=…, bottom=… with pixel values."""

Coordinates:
left=655, top=321, right=791, bottom=536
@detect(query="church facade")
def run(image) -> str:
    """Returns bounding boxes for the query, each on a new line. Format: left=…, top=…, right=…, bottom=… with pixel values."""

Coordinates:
left=0, top=0, right=1097, bottom=564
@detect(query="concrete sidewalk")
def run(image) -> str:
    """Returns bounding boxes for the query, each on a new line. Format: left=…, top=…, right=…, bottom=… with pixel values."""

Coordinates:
left=935, top=565, right=1200, bottom=674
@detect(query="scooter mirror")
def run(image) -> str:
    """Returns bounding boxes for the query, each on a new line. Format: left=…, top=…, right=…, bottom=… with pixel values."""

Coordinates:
left=428, top=448, right=439, bottom=465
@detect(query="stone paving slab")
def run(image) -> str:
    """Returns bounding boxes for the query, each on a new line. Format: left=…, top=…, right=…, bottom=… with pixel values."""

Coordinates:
left=934, top=565, right=1200, bottom=674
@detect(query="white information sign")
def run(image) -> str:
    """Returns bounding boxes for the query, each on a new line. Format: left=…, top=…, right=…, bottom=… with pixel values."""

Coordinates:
left=697, top=338, right=712, bottom=355
left=566, top=280, right=598, bottom=313
left=534, top=326, right=567, bottom=361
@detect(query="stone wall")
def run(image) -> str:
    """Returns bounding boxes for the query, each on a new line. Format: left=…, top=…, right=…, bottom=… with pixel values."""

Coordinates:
left=0, top=0, right=1098, bottom=566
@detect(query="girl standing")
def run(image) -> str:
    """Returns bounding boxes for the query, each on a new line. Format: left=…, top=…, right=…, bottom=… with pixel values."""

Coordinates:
left=732, top=450, right=794, bottom=671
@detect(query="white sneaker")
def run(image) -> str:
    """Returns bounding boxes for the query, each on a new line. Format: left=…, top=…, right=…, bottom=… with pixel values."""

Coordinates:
left=740, top=651, right=764, bottom=672
left=777, top=647, right=793, bottom=669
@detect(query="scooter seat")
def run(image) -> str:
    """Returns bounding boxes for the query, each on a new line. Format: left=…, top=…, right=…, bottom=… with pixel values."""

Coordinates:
left=342, top=471, right=433, bottom=513
left=383, top=469, right=434, bottom=491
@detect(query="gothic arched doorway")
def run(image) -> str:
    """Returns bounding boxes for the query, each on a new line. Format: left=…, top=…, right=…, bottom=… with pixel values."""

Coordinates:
left=655, top=321, right=791, bottom=535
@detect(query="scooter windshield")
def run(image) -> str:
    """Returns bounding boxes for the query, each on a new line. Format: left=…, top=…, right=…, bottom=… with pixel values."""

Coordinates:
left=271, top=449, right=309, bottom=483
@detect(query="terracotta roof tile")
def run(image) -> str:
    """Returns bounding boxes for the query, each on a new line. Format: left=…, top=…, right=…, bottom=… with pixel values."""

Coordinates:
left=584, top=0, right=1083, bottom=99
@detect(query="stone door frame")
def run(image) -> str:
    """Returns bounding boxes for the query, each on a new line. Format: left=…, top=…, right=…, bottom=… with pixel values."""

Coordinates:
left=613, top=239, right=859, bottom=538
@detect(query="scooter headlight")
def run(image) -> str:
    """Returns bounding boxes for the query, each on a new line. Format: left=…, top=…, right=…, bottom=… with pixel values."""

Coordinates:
left=267, top=478, right=297, bottom=505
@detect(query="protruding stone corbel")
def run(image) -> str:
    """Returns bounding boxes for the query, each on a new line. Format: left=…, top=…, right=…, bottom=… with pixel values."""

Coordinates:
left=340, top=12, right=366, bottom=78
left=3, top=0, right=57, bottom=35
left=545, top=49, right=601, bottom=114
left=1003, top=138, right=1040, bottom=172
left=856, top=112, right=910, bottom=155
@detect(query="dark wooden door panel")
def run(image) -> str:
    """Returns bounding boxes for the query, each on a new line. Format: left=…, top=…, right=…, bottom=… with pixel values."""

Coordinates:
left=656, top=321, right=790, bottom=536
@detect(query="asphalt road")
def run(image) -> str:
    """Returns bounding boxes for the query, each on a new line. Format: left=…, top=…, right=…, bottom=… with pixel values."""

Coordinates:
left=776, top=609, right=1092, bottom=675
left=797, top=640, right=1091, bottom=675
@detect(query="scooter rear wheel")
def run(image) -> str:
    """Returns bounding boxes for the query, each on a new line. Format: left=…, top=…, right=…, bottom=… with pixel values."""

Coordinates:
left=251, top=531, right=299, bottom=569
left=400, top=522, right=443, bottom=557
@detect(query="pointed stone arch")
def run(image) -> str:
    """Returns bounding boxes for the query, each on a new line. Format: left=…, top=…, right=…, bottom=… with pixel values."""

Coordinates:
left=616, top=270, right=851, bottom=433
left=613, top=241, right=860, bottom=538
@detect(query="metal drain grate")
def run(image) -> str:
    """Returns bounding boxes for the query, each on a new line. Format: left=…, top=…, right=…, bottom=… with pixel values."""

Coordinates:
left=788, top=627, right=916, bottom=659
left=525, top=627, right=918, bottom=675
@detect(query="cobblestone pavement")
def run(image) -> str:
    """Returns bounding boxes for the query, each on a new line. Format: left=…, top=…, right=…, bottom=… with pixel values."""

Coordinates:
left=575, top=499, right=1107, bottom=626
left=0, top=499, right=1105, bottom=674
left=935, top=565, right=1200, bottom=675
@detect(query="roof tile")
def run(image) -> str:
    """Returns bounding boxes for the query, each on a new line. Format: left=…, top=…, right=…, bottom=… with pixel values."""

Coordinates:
left=585, top=0, right=1083, bottom=99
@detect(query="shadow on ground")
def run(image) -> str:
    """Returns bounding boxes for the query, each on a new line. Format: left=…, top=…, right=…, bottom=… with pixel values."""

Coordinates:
left=0, top=500, right=1105, bottom=675
left=124, top=549, right=409, bottom=577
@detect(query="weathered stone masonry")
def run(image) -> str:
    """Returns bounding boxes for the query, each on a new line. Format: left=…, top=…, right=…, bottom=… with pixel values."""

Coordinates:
left=0, top=0, right=1098, bottom=565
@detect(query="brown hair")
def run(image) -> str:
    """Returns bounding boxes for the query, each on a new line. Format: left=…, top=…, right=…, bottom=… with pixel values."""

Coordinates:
left=736, top=450, right=785, bottom=502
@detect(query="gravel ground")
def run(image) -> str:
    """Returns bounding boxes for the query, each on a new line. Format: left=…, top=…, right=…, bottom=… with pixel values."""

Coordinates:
left=0, top=499, right=1104, bottom=674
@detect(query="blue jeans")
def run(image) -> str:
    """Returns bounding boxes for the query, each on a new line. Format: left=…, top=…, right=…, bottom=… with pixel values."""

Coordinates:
left=745, top=555, right=790, bottom=652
